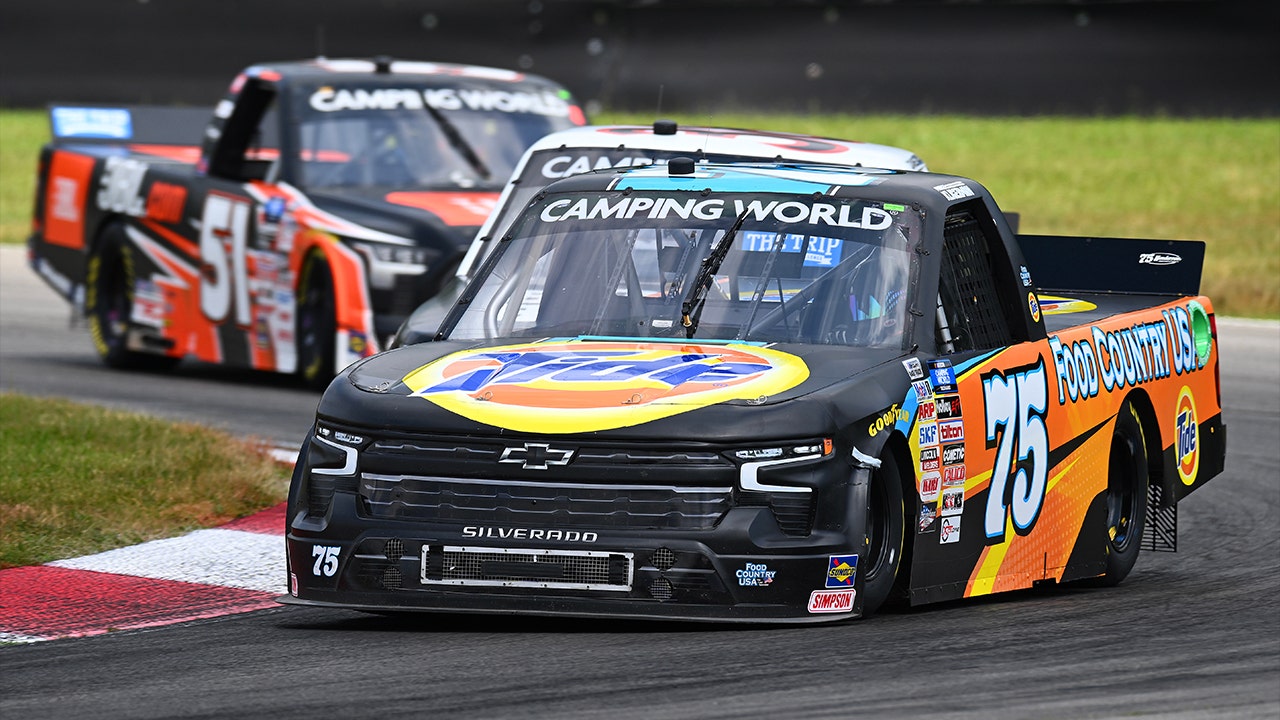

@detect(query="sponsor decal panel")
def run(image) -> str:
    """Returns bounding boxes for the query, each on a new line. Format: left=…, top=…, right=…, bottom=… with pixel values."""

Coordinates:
left=868, top=404, right=908, bottom=436
left=934, top=395, right=962, bottom=421
left=912, top=380, right=933, bottom=402
left=1048, top=303, right=1206, bottom=405
left=736, top=562, right=777, bottom=587
left=943, top=464, right=966, bottom=488
left=920, top=446, right=940, bottom=473
left=941, top=487, right=964, bottom=517
left=403, top=340, right=809, bottom=433
left=938, top=419, right=965, bottom=443
left=942, top=443, right=965, bottom=466
left=918, top=422, right=938, bottom=447
left=1176, top=387, right=1200, bottom=486
left=808, top=589, right=855, bottom=614
left=902, top=357, right=925, bottom=380
left=826, top=555, right=858, bottom=588
left=941, top=516, right=962, bottom=544
left=919, top=504, right=938, bottom=533
left=928, top=359, right=957, bottom=394
left=920, top=471, right=941, bottom=503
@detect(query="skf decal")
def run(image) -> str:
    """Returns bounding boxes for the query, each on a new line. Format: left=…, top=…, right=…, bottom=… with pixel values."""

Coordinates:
left=826, top=555, right=858, bottom=588
left=1050, top=303, right=1205, bottom=405
left=982, top=359, right=1049, bottom=543
left=1176, top=387, right=1200, bottom=486
left=402, top=340, right=809, bottom=433
left=808, top=589, right=855, bottom=613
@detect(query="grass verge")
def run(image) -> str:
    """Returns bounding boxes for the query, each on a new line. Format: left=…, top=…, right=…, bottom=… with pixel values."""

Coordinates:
left=0, top=392, right=290, bottom=569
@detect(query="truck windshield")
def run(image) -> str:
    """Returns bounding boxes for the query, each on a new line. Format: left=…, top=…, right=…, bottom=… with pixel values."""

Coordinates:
left=296, top=108, right=568, bottom=190
left=446, top=191, right=921, bottom=348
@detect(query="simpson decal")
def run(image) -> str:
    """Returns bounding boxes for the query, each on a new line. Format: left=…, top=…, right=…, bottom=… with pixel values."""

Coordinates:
left=1176, top=387, right=1200, bottom=486
left=402, top=340, right=809, bottom=433
left=808, top=589, right=855, bottom=613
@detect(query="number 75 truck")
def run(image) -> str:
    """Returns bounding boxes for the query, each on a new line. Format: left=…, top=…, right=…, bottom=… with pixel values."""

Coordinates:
left=280, top=160, right=1226, bottom=622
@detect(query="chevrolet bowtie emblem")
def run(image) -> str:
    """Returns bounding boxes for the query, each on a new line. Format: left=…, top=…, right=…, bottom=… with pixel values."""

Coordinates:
left=499, top=442, right=574, bottom=470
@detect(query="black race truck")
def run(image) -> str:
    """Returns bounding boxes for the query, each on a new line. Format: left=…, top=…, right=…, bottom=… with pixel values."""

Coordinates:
left=281, top=161, right=1225, bottom=622
left=28, top=57, right=584, bottom=384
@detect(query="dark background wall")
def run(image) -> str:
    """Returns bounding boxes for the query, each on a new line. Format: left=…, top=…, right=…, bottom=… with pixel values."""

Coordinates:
left=0, top=0, right=1276, bottom=116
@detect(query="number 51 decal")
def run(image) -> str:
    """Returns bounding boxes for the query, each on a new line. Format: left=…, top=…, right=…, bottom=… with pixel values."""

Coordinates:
left=199, top=194, right=252, bottom=326
left=982, top=359, right=1049, bottom=542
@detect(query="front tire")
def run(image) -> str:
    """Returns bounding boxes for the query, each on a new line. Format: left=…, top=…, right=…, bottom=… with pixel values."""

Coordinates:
left=861, top=450, right=906, bottom=616
left=86, top=223, right=179, bottom=371
left=297, top=254, right=336, bottom=390
left=1089, top=399, right=1150, bottom=586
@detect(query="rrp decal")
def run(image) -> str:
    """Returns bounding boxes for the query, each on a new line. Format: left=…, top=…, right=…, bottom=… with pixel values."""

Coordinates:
left=402, top=340, right=809, bottom=433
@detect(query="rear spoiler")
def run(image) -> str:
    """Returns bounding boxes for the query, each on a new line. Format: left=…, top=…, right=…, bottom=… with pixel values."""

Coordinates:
left=1018, top=234, right=1205, bottom=296
left=48, top=104, right=214, bottom=146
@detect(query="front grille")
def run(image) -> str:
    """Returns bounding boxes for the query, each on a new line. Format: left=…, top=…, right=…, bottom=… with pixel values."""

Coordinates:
left=422, top=545, right=633, bottom=591
left=361, top=474, right=734, bottom=530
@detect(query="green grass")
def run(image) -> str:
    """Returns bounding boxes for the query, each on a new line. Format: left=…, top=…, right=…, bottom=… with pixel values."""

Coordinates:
left=0, top=392, right=290, bottom=568
left=2, top=109, right=1275, bottom=317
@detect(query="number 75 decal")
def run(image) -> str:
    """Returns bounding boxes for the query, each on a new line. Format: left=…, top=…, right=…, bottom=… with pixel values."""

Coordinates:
left=982, top=359, right=1049, bottom=542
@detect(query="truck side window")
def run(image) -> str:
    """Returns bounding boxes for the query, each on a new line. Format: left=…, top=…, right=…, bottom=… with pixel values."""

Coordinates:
left=936, top=209, right=1016, bottom=353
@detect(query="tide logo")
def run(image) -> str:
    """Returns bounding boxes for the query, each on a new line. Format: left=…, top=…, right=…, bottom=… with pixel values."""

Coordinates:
left=402, top=340, right=809, bottom=433
left=1176, top=387, right=1199, bottom=486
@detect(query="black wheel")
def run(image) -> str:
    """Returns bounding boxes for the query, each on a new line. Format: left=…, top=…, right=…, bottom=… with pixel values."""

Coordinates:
left=297, top=254, right=337, bottom=389
left=85, top=223, right=179, bottom=371
left=1090, top=400, right=1150, bottom=586
left=861, top=449, right=906, bottom=616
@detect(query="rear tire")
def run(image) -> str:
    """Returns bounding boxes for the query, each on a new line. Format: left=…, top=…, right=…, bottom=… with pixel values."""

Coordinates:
left=860, top=450, right=906, bottom=616
left=1086, top=399, right=1149, bottom=586
left=86, top=223, right=179, bottom=371
left=297, top=254, right=336, bottom=390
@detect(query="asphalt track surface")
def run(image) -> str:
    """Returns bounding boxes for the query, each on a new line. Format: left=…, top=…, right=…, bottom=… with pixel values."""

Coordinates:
left=2, top=245, right=1278, bottom=719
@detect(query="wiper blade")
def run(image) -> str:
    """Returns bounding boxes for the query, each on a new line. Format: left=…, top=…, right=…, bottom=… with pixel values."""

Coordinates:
left=422, top=102, right=491, bottom=181
left=679, top=208, right=751, bottom=339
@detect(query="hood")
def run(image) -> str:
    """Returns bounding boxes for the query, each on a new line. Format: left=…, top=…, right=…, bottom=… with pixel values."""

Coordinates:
left=321, top=337, right=906, bottom=440
left=306, top=188, right=500, bottom=249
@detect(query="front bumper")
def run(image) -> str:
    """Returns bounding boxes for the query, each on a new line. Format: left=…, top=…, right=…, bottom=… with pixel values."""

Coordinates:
left=282, top=494, right=867, bottom=624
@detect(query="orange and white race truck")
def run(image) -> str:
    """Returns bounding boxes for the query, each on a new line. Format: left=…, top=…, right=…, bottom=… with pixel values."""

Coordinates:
left=27, top=57, right=585, bottom=384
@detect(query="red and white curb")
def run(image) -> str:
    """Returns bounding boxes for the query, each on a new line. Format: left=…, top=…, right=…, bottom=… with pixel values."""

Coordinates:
left=0, top=449, right=298, bottom=645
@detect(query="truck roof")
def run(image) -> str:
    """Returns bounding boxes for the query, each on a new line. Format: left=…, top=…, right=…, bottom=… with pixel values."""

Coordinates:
left=238, top=57, right=568, bottom=89
left=519, top=123, right=926, bottom=173
left=544, top=160, right=988, bottom=217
